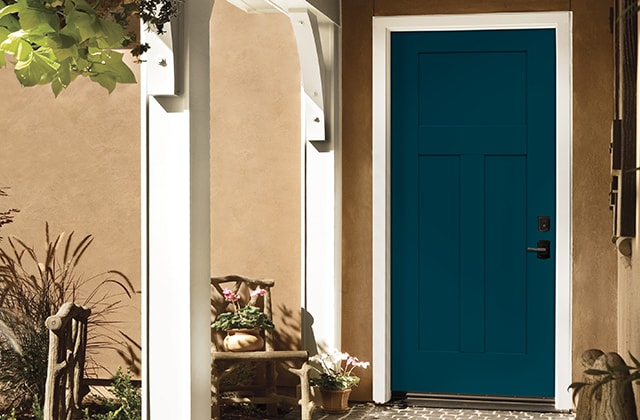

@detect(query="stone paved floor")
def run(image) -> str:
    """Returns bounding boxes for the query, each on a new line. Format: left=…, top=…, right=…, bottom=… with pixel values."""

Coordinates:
left=281, top=403, right=575, bottom=420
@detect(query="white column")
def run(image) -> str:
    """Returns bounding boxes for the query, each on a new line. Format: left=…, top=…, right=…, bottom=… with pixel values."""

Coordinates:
left=296, top=10, right=341, bottom=354
left=142, top=1, right=214, bottom=419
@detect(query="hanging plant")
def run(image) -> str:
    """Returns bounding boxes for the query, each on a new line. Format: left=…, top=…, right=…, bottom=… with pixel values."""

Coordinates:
left=0, top=0, right=178, bottom=95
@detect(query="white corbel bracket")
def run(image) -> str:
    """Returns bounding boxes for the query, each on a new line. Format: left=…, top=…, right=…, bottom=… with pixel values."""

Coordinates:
left=224, top=0, right=333, bottom=141
left=289, top=9, right=326, bottom=141
left=144, top=20, right=181, bottom=96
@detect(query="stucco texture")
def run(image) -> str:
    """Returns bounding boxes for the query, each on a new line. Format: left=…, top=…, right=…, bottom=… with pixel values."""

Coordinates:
left=0, top=56, right=141, bottom=378
left=210, top=1, right=303, bottom=350
left=342, top=0, right=617, bottom=401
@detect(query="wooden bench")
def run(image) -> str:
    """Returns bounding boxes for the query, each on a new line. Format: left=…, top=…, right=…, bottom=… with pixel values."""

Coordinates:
left=210, top=275, right=314, bottom=420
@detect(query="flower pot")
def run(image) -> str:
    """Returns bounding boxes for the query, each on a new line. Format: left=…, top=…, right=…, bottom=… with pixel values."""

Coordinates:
left=318, top=387, right=351, bottom=413
left=223, top=329, right=264, bottom=352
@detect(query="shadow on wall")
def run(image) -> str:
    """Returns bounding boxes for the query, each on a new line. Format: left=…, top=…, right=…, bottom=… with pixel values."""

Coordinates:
left=273, top=306, right=320, bottom=386
left=274, top=306, right=318, bottom=356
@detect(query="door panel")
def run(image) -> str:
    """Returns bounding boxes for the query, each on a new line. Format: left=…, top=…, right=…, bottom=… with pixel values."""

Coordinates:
left=391, top=29, right=556, bottom=398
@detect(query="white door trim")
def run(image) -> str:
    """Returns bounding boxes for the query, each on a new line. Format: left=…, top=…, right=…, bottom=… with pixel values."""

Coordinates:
left=372, top=12, right=573, bottom=409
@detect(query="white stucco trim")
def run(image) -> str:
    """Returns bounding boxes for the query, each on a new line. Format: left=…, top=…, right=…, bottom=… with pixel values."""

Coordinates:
left=372, top=12, right=573, bottom=410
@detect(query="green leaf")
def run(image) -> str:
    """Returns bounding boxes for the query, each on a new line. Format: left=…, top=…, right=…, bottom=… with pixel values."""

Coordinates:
left=87, top=48, right=136, bottom=83
left=14, top=47, right=59, bottom=86
left=51, top=57, right=74, bottom=96
left=0, top=2, right=20, bottom=32
left=42, top=33, right=78, bottom=61
left=51, top=77, right=63, bottom=96
left=0, top=3, right=20, bottom=21
left=15, top=0, right=60, bottom=32
left=64, top=9, right=125, bottom=48
left=70, top=0, right=98, bottom=14
left=0, top=30, right=34, bottom=61
left=62, top=10, right=99, bottom=43
left=0, top=27, right=8, bottom=66
left=93, top=17, right=126, bottom=48
left=89, top=72, right=116, bottom=92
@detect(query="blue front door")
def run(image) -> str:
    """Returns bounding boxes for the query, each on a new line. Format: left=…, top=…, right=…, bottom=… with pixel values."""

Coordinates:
left=391, top=29, right=556, bottom=397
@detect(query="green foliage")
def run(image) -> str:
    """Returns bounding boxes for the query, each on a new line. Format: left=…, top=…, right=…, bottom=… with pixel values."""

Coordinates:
left=0, top=223, right=134, bottom=413
left=91, top=367, right=141, bottom=420
left=0, top=0, right=137, bottom=95
left=0, top=409, right=17, bottom=420
left=139, top=0, right=177, bottom=35
left=31, top=394, right=43, bottom=420
left=310, top=372, right=360, bottom=390
left=211, top=305, right=274, bottom=331
left=309, top=350, right=369, bottom=390
left=211, top=287, right=274, bottom=331
left=0, top=0, right=178, bottom=94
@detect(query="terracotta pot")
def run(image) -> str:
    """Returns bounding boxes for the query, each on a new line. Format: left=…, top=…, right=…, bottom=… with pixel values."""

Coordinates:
left=318, top=387, right=351, bottom=413
left=223, top=329, right=264, bottom=352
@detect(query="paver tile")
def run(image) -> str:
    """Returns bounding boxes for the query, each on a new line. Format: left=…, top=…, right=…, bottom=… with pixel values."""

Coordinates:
left=281, top=403, right=575, bottom=420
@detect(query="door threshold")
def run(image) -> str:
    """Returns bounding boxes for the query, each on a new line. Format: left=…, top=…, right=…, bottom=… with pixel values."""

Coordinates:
left=393, top=392, right=560, bottom=413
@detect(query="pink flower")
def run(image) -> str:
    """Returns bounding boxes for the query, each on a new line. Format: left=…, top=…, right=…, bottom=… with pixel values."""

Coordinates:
left=346, top=356, right=370, bottom=370
left=222, top=288, right=240, bottom=302
left=250, top=286, right=267, bottom=298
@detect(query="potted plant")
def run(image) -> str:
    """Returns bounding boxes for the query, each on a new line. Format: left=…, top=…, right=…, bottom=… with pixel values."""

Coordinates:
left=309, top=350, right=370, bottom=412
left=210, top=287, right=274, bottom=352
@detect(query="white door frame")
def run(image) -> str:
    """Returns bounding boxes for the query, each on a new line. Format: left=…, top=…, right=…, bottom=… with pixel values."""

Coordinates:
left=372, top=12, right=573, bottom=410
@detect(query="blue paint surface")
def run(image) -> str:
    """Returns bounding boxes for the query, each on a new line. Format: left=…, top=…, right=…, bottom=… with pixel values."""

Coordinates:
left=391, top=29, right=556, bottom=398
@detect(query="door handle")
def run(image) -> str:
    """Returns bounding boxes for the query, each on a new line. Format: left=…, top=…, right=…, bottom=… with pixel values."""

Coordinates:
left=527, top=240, right=550, bottom=259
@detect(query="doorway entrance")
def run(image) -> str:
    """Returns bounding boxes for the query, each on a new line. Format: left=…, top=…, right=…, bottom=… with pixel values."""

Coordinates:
left=390, top=28, right=556, bottom=398
left=372, top=12, right=572, bottom=409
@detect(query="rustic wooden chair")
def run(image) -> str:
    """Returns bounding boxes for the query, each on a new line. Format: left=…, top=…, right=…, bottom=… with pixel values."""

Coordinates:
left=43, top=302, right=91, bottom=420
left=210, top=275, right=314, bottom=420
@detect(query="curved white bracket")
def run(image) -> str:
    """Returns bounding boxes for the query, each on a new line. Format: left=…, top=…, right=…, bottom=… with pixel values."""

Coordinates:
left=144, top=21, right=181, bottom=96
left=224, top=0, right=333, bottom=141
left=289, top=9, right=326, bottom=141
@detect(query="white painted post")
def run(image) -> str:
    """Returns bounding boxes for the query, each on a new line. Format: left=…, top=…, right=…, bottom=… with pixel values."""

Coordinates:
left=292, top=8, right=342, bottom=354
left=141, top=1, right=214, bottom=419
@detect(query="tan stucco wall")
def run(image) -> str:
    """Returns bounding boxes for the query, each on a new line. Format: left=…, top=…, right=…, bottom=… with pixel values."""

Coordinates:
left=618, top=147, right=640, bottom=403
left=1, top=0, right=303, bottom=384
left=342, top=0, right=617, bottom=401
left=0, top=58, right=141, bottom=378
left=571, top=0, right=618, bottom=381
left=210, top=1, right=303, bottom=349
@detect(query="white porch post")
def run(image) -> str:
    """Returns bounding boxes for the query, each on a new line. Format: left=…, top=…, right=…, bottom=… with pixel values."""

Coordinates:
left=224, top=0, right=342, bottom=354
left=141, top=1, right=214, bottom=419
